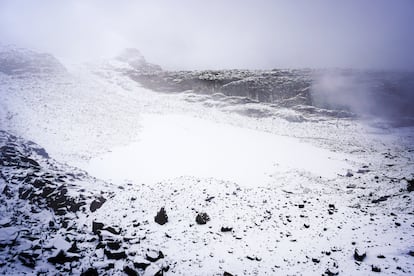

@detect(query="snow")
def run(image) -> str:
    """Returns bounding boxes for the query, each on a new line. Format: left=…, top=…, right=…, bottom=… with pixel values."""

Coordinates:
left=1, top=48, right=414, bottom=275
left=84, top=113, right=355, bottom=186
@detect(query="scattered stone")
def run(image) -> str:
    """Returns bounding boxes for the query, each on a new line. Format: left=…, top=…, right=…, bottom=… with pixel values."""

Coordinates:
left=354, top=249, right=366, bottom=262
left=92, top=221, right=104, bottom=235
left=107, top=241, right=121, bottom=250
left=205, top=196, right=215, bottom=202
left=372, top=196, right=390, bottom=204
left=221, top=226, right=233, bottom=232
left=146, top=250, right=164, bottom=262
left=408, top=250, right=414, bottom=257
left=196, top=212, right=210, bottom=225
left=324, top=268, right=339, bottom=276
left=298, top=204, right=305, bottom=208
left=223, top=272, right=234, bottom=276
left=134, top=262, right=151, bottom=270
left=154, top=207, right=168, bottom=225
left=371, top=265, right=381, bottom=272
left=124, top=265, right=138, bottom=276
left=90, top=196, right=107, bottom=212
left=407, top=179, right=414, bottom=192
left=68, top=241, right=80, bottom=253
left=312, top=258, right=320, bottom=264
left=377, top=254, right=385, bottom=259
left=104, top=249, right=127, bottom=260
left=48, top=250, right=79, bottom=264
left=18, top=252, right=37, bottom=268
left=81, top=268, right=99, bottom=276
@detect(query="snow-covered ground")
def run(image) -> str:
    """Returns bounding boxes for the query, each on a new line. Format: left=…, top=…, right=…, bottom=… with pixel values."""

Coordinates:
left=1, top=53, right=414, bottom=275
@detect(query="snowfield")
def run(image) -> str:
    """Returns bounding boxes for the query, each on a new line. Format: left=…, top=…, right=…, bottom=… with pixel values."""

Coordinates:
left=1, top=48, right=413, bottom=275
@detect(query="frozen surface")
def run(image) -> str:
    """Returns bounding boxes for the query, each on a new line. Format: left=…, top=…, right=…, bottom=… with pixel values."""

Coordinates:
left=85, top=114, right=354, bottom=186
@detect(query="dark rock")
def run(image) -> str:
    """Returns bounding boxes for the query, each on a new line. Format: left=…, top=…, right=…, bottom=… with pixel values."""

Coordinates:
left=104, top=249, right=127, bottom=260
left=68, top=241, right=80, bottom=253
left=104, top=226, right=121, bottom=235
left=312, top=258, right=320, bottom=263
left=154, top=207, right=168, bottom=225
left=18, top=252, right=37, bottom=268
left=205, top=196, right=215, bottom=202
left=354, top=249, right=366, bottom=262
left=298, top=204, right=305, bottom=208
left=2, top=185, right=13, bottom=198
left=124, top=265, right=138, bottom=276
left=372, top=196, right=390, bottom=204
left=146, top=250, right=164, bottom=262
left=196, top=212, right=210, bottom=225
left=90, top=196, right=107, bottom=212
left=324, top=268, right=339, bottom=276
left=48, top=250, right=79, bottom=264
left=372, top=265, right=381, bottom=272
left=408, top=250, right=414, bottom=257
left=221, top=226, right=233, bottom=232
left=81, top=268, right=99, bottom=276
left=377, top=254, right=385, bottom=259
left=92, top=221, right=104, bottom=234
left=107, top=241, right=121, bottom=250
left=224, top=272, right=234, bottom=276
left=407, top=179, right=414, bottom=192
left=134, top=262, right=151, bottom=270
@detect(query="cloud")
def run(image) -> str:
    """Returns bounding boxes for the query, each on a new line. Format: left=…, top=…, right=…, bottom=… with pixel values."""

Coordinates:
left=1, top=0, right=413, bottom=70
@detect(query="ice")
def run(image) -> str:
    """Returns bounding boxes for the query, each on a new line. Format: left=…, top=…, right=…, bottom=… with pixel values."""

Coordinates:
left=84, top=114, right=354, bottom=187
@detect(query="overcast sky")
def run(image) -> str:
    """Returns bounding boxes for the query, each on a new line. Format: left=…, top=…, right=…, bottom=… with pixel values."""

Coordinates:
left=1, top=0, right=413, bottom=70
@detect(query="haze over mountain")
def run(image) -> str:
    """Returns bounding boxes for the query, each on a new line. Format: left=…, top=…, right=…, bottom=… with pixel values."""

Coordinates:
left=1, top=0, right=413, bottom=70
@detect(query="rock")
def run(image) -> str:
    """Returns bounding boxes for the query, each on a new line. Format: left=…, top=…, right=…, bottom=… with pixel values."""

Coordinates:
left=146, top=250, right=164, bottom=262
left=354, top=249, right=366, bottom=262
left=104, top=249, right=127, bottom=260
left=196, top=212, right=210, bottom=225
left=92, top=221, right=104, bottom=235
left=134, top=261, right=151, bottom=270
left=104, top=226, right=121, bottom=235
left=312, top=258, right=320, bottom=263
left=324, top=268, right=339, bottom=275
left=372, top=196, right=390, bottom=204
left=90, top=196, right=107, bottom=212
left=81, top=268, right=99, bottom=276
left=224, top=272, right=234, bottom=276
left=154, top=207, right=168, bottom=225
left=407, top=179, right=414, bottom=192
left=371, top=265, right=381, bottom=272
left=298, top=204, right=305, bottom=208
left=408, top=250, right=414, bottom=257
left=18, top=252, right=37, bottom=268
left=221, top=226, right=233, bottom=232
left=346, top=171, right=353, bottom=177
left=68, top=241, right=80, bottom=253
left=124, top=265, right=139, bottom=276
left=48, top=250, right=79, bottom=264
left=107, top=241, right=121, bottom=250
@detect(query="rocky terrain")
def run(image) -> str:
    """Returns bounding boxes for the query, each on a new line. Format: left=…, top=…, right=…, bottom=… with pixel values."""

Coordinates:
left=0, top=46, right=413, bottom=275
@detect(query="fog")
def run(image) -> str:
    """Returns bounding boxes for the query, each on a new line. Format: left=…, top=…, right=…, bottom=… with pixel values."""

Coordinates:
left=1, top=0, right=414, bottom=70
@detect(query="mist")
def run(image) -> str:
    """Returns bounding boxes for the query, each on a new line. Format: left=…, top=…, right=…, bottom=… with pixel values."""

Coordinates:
left=1, top=0, right=414, bottom=70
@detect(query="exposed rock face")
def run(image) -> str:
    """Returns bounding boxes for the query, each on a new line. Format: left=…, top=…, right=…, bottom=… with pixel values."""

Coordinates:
left=0, top=46, right=66, bottom=76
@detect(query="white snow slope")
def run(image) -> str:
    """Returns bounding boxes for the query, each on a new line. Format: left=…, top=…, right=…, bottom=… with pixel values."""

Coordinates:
left=1, top=54, right=414, bottom=275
